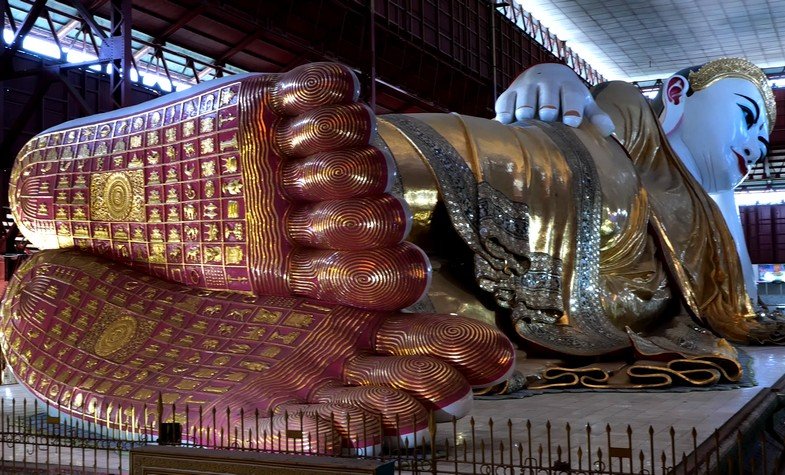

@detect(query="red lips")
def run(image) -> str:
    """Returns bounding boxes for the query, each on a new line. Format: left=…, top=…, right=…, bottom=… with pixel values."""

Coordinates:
left=734, top=151, right=748, bottom=175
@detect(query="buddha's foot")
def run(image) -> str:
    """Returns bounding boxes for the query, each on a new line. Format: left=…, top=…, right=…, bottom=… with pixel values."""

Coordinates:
left=11, top=62, right=429, bottom=311
left=1, top=249, right=515, bottom=452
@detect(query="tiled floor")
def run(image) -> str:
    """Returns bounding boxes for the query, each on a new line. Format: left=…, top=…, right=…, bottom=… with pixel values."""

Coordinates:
left=450, top=345, right=785, bottom=471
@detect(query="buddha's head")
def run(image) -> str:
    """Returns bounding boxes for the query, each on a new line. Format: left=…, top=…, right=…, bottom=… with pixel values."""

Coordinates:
left=653, top=58, right=775, bottom=192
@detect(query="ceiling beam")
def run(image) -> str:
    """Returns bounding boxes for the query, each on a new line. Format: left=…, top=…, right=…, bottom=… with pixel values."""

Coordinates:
left=153, top=4, right=207, bottom=44
left=214, top=28, right=261, bottom=64
left=56, top=18, right=80, bottom=39
left=2, top=0, right=48, bottom=61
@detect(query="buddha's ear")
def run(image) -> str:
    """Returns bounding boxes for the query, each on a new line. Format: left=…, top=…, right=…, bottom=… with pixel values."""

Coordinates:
left=659, top=75, right=689, bottom=134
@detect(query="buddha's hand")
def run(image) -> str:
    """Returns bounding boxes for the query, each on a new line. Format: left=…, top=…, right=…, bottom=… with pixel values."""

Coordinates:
left=1, top=249, right=515, bottom=453
left=494, top=63, right=615, bottom=136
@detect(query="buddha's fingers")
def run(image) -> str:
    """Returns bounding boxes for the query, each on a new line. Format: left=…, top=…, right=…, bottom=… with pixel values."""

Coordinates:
left=373, top=314, right=515, bottom=388
left=343, top=355, right=472, bottom=422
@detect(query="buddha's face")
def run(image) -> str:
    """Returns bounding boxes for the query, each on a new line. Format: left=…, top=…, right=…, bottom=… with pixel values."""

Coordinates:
left=676, top=78, right=770, bottom=192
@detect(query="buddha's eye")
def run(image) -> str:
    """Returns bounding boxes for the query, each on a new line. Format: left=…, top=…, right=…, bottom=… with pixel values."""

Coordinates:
left=737, top=104, right=756, bottom=129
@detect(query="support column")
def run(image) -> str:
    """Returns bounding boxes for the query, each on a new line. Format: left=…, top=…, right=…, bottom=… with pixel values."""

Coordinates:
left=108, top=0, right=132, bottom=108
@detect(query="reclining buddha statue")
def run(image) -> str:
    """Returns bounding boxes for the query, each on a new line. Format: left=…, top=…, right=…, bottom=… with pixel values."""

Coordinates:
left=2, top=58, right=782, bottom=450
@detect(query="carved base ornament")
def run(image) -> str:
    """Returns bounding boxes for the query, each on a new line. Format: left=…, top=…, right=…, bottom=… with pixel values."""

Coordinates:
left=3, top=62, right=784, bottom=445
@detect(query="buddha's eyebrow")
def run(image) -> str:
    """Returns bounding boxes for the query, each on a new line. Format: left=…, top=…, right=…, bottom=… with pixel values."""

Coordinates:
left=735, top=93, right=761, bottom=123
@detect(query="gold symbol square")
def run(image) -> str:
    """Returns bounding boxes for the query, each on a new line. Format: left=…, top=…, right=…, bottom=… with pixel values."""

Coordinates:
left=90, top=170, right=145, bottom=222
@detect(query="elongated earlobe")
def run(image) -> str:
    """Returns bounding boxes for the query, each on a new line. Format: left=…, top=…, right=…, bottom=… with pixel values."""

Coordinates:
left=659, top=75, right=688, bottom=134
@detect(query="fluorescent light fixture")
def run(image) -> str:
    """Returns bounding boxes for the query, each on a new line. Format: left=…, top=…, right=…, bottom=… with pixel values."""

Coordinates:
left=735, top=190, right=785, bottom=206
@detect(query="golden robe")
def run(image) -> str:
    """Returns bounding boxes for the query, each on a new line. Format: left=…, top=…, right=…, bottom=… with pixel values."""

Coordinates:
left=377, top=81, right=768, bottom=359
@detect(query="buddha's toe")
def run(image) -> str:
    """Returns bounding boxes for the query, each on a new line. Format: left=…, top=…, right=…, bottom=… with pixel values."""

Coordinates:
left=343, top=355, right=472, bottom=422
left=374, top=314, right=515, bottom=388
left=312, top=384, right=429, bottom=443
left=273, top=402, right=383, bottom=455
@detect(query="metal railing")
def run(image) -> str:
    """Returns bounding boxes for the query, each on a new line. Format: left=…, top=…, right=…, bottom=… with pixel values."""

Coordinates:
left=495, top=2, right=606, bottom=85
left=0, top=394, right=782, bottom=474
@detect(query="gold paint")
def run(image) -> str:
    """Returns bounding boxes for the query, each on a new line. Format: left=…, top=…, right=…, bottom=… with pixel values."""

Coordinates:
left=220, top=135, right=238, bottom=152
left=149, top=209, right=162, bottom=223
left=241, top=327, right=266, bottom=340
left=252, top=309, right=281, bottom=324
left=131, top=389, right=154, bottom=401
left=204, top=223, right=219, bottom=241
left=222, top=179, right=243, bottom=195
left=113, top=368, right=130, bottom=379
left=202, top=386, right=229, bottom=394
left=225, top=246, right=243, bottom=265
left=213, top=356, right=230, bottom=366
left=219, top=88, right=235, bottom=106
left=183, top=142, right=196, bottom=158
left=204, top=181, right=215, bottom=198
left=165, top=168, right=178, bottom=183
left=94, top=315, right=138, bottom=357
left=239, top=361, right=269, bottom=371
left=95, top=381, right=113, bottom=394
left=183, top=120, right=196, bottom=137
left=222, top=155, right=238, bottom=174
left=201, top=117, right=214, bottom=133
left=201, top=160, right=216, bottom=177
left=201, top=339, right=218, bottom=350
left=201, top=138, right=214, bottom=154
left=270, top=331, right=298, bottom=344
left=165, top=128, right=177, bottom=143
left=259, top=346, right=280, bottom=358
left=183, top=204, right=196, bottom=220
left=284, top=313, right=314, bottom=328
left=130, top=135, right=142, bottom=149
left=184, top=226, right=198, bottom=241
left=174, top=380, right=199, bottom=390
left=220, top=372, right=246, bottom=382
left=167, top=207, right=180, bottom=222
left=227, top=201, right=239, bottom=218
left=203, top=203, right=218, bottom=219
left=91, top=171, right=145, bottom=222
left=115, top=385, right=132, bottom=397
left=192, top=368, right=217, bottom=378
left=204, top=246, right=222, bottom=263
left=129, top=154, right=143, bottom=168
left=146, top=150, right=160, bottom=164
